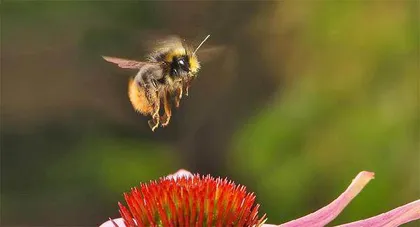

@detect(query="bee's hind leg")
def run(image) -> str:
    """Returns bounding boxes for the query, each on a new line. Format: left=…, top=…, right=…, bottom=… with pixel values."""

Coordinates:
left=148, top=109, right=160, bottom=132
left=148, top=119, right=159, bottom=132
left=147, top=89, right=160, bottom=132
left=160, top=90, right=172, bottom=127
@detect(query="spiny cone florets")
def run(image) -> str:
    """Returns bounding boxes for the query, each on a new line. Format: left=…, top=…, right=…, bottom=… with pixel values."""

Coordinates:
left=118, top=174, right=267, bottom=227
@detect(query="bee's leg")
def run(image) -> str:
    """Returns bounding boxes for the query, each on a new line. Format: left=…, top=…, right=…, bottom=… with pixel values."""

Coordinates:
left=143, top=80, right=158, bottom=104
left=148, top=115, right=160, bottom=132
left=160, top=90, right=172, bottom=127
left=178, top=86, right=183, bottom=99
left=136, top=64, right=162, bottom=104
left=152, top=93, right=160, bottom=120
left=184, top=79, right=192, bottom=96
left=148, top=119, right=158, bottom=131
left=175, top=87, right=182, bottom=108
left=142, top=81, right=159, bottom=117
left=147, top=89, right=160, bottom=132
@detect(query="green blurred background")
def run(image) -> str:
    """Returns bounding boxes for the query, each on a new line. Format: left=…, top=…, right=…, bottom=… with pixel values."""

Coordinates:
left=1, top=1, right=419, bottom=226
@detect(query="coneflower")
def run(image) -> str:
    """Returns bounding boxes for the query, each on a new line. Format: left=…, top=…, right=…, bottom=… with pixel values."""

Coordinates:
left=101, top=169, right=420, bottom=227
left=118, top=172, right=266, bottom=227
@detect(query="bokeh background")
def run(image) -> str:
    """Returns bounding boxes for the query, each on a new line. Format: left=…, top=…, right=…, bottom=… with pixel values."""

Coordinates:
left=1, top=1, right=419, bottom=226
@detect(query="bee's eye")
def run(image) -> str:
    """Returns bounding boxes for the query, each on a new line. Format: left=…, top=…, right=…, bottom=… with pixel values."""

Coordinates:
left=178, top=59, right=185, bottom=65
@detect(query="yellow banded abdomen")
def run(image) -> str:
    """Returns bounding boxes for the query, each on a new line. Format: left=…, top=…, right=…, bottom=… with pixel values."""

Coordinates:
left=128, top=77, right=154, bottom=115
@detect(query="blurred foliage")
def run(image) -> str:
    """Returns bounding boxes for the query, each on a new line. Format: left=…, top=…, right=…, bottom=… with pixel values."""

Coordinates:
left=1, top=1, right=419, bottom=226
left=230, top=1, right=419, bottom=226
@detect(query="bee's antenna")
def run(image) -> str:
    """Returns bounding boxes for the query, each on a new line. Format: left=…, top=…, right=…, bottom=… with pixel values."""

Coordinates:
left=193, top=35, right=210, bottom=55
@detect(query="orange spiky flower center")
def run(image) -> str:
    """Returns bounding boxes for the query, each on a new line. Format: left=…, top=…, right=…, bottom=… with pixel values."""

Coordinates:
left=117, top=174, right=267, bottom=227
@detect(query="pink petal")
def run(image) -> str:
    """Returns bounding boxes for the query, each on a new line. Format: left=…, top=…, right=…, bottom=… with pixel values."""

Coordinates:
left=278, top=171, right=375, bottom=227
left=336, top=199, right=420, bottom=227
left=165, top=168, right=193, bottom=180
left=99, top=218, right=125, bottom=227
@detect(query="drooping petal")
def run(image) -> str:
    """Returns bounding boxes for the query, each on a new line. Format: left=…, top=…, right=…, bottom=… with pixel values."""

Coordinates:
left=336, top=199, right=420, bottom=227
left=278, top=171, right=375, bottom=227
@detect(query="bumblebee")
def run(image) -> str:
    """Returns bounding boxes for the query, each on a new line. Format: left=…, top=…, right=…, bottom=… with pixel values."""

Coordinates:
left=102, top=35, right=210, bottom=131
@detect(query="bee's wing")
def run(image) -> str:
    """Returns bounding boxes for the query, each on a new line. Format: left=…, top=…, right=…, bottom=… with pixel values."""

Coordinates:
left=147, top=35, right=185, bottom=59
left=102, top=56, right=157, bottom=69
left=196, top=45, right=226, bottom=63
left=151, top=35, right=184, bottom=51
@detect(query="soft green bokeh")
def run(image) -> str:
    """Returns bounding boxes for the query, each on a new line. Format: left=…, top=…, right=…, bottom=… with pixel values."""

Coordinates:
left=230, top=1, right=418, bottom=225
left=46, top=136, right=178, bottom=193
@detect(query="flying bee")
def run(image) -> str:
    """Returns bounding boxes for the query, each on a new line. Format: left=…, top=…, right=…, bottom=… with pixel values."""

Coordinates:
left=102, top=35, right=211, bottom=132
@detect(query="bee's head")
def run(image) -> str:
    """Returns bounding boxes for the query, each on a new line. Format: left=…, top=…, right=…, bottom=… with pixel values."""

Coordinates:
left=167, top=48, right=200, bottom=77
left=164, top=35, right=209, bottom=78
